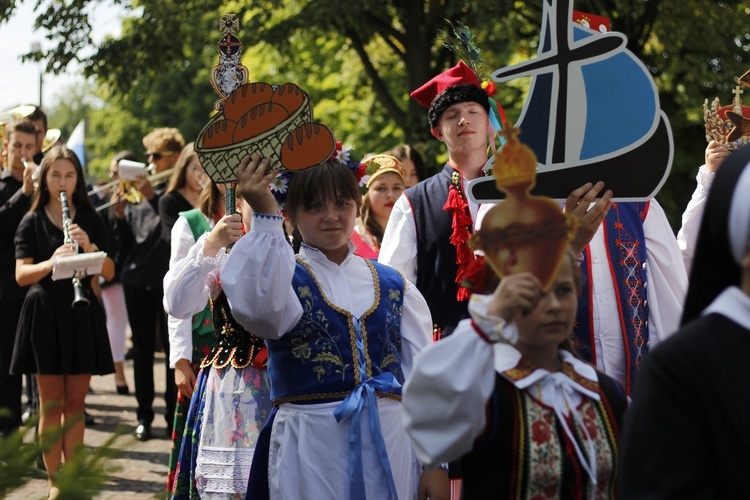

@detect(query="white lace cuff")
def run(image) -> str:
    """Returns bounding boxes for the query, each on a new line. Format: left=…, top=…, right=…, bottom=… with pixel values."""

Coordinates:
left=193, top=233, right=229, bottom=268
left=697, top=164, right=715, bottom=194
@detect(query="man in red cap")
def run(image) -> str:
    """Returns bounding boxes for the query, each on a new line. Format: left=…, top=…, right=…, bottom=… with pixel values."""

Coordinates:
left=379, top=62, right=492, bottom=341
left=379, top=60, right=493, bottom=497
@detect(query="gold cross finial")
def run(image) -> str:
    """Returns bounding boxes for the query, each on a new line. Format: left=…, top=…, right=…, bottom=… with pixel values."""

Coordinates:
left=733, top=85, right=744, bottom=113
left=219, top=14, right=239, bottom=35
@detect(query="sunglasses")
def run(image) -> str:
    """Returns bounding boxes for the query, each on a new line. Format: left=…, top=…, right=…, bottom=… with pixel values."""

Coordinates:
left=147, top=150, right=178, bottom=161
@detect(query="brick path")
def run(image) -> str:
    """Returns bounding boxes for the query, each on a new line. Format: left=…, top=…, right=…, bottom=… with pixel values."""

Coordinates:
left=6, top=353, right=173, bottom=499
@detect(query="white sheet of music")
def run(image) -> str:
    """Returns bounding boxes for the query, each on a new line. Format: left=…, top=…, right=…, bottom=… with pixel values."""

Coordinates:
left=52, top=251, right=107, bottom=280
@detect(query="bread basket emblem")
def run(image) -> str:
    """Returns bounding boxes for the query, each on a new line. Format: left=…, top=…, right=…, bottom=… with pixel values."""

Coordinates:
left=196, top=15, right=336, bottom=183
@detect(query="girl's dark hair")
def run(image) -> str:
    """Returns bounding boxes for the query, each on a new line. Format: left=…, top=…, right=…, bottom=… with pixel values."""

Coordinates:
left=285, top=160, right=361, bottom=253
left=198, top=180, right=224, bottom=220
left=30, top=145, right=94, bottom=213
left=385, top=144, right=428, bottom=184
left=165, top=142, right=196, bottom=194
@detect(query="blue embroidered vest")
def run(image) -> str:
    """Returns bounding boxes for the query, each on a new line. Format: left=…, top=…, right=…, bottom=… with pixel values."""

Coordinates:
left=571, top=202, right=650, bottom=394
left=408, top=164, right=469, bottom=334
left=266, top=258, right=405, bottom=405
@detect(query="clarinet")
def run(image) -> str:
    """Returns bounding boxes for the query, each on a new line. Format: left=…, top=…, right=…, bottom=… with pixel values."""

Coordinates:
left=60, top=192, right=90, bottom=309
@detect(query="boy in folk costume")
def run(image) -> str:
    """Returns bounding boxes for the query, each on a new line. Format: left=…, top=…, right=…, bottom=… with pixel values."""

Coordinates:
left=379, top=61, right=495, bottom=339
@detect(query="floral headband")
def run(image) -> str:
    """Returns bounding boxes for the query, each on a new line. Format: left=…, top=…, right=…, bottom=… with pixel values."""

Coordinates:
left=270, top=141, right=372, bottom=210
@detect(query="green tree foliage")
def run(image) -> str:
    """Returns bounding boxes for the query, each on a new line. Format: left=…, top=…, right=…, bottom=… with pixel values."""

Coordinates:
left=4, top=0, right=750, bottom=226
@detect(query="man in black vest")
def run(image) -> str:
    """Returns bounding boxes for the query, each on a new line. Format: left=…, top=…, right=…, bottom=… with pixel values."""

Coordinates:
left=379, top=62, right=491, bottom=338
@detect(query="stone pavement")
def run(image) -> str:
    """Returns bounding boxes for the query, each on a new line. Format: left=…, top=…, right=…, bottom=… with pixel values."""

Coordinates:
left=6, top=353, right=173, bottom=499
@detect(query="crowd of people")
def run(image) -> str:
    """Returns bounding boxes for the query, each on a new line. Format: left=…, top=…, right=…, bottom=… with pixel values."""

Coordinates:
left=0, top=53, right=747, bottom=500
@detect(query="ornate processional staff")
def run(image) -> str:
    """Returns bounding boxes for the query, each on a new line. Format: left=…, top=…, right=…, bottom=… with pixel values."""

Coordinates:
left=196, top=14, right=249, bottom=238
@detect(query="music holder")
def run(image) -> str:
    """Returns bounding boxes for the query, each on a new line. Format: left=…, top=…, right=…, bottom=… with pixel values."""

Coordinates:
left=118, top=160, right=148, bottom=180
left=52, top=251, right=107, bottom=281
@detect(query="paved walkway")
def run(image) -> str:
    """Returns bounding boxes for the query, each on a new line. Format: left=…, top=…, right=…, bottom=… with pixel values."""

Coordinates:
left=7, top=354, right=173, bottom=499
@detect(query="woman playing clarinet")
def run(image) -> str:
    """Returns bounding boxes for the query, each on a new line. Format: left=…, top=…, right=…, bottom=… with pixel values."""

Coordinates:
left=11, top=145, right=115, bottom=499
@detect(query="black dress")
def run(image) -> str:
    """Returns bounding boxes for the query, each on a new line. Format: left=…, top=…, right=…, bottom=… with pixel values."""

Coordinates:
left=11, top=207, right=115, bottom=375
left=159, top=190, right=194, bottom=244
left=619, top=305, right=750, bottom=498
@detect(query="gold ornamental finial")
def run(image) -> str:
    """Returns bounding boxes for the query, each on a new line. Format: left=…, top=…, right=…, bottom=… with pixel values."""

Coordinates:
left=219, top=13, right=239, bottom=34
left=209, top=14, right=249, bottom=111
left=492, top=125, right=537, bottom=190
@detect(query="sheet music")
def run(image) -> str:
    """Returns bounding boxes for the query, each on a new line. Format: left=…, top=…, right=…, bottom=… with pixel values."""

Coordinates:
left=118, top=160, right=148, bottom=180
left=52, top=251, right=107, bottom=281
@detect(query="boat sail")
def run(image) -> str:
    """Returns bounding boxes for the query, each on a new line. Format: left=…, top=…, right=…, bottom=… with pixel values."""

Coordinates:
left=469, top=0, right=673, bottom=202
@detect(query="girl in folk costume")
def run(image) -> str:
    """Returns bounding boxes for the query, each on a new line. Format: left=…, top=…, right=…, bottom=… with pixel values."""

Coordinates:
left=163, top=180, right=272, bottom=499
left=12, top=146, right=115, bottom=498
left=403, top=251, right=627, bottom=499
left=351, top=154, right=406, bottom=258
left=163, top=179, right=219, bottom=493
left=221, top=153, right=447, bottom=499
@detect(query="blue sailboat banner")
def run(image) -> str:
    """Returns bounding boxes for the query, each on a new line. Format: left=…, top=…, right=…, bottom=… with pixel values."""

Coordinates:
left=469, top=0, right=673, bottom=202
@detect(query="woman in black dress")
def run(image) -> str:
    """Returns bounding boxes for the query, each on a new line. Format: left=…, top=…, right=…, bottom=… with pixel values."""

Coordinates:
left=12, top=145, right=115, bottom=497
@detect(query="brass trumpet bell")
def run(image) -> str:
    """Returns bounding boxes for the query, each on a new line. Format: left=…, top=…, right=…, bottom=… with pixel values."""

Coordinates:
left=88, top=165, right=176, bottom=211
left=42, top=128, right=62, bottom=153
left=0, top=105, right=37, bottom=124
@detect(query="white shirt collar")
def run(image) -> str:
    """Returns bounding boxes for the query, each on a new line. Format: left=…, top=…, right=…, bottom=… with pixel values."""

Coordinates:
left=703, top=286, right=750, bottom=330
left=299, top=241, right=358, bottom=267
left=493, top=342, right=601, bottom=402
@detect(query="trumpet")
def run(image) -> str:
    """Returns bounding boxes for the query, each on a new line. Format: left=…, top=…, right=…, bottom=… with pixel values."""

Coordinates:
left=60, top=191, right=90, bottom=309
left=90, top=165, right=175, bottom=212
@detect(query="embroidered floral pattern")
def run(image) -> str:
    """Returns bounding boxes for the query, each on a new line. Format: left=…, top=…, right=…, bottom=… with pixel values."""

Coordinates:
left=574, top=399, right=617, bottom=499
left=201, top=292, right=267, bottom=370
left=372, top=287, right=404, bottom=379
left=503, top=357, right=538, bottom=382
left=293, top=285, right=351, bottom=382
left=524, top=399, right=562, bottom=499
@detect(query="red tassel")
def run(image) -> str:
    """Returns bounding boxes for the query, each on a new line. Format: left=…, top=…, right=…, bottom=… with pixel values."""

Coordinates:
left=442, top=178, right=476, bottom=302
left=443, top=186, right=463, bottom=210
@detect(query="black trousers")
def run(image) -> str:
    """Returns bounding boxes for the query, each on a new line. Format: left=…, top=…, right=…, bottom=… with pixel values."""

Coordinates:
left=123, top=284, right=175, bottom=426
left=0, top=296, right=24, bottom=436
